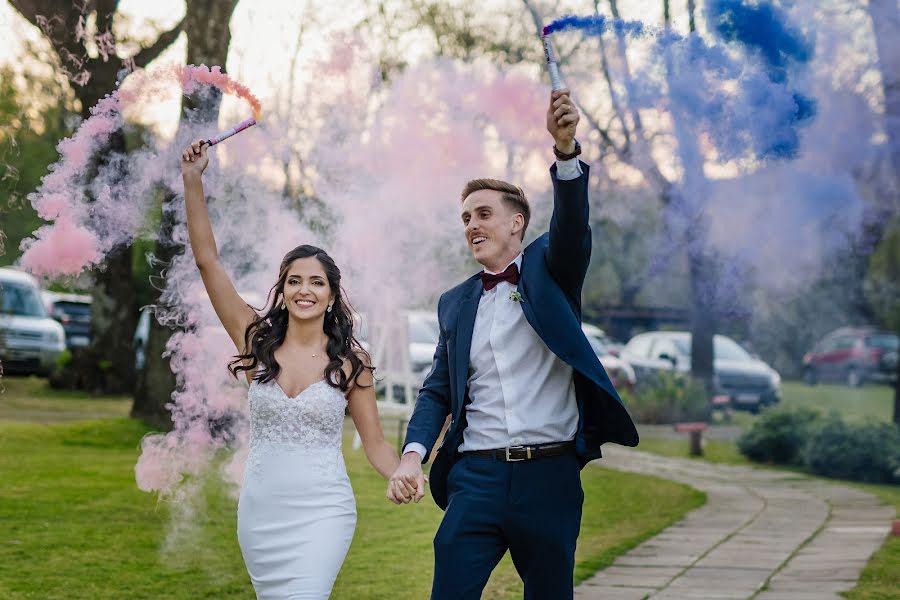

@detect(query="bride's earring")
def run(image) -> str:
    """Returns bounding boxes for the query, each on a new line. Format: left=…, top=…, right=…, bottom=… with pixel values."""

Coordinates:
left=326, top=303, right=333, bottom=313
left=280, top=301, right=287, bottom=310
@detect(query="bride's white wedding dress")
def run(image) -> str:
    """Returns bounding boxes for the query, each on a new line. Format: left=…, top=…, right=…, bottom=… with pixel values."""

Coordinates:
left=238, top=376, right=356, bottom=599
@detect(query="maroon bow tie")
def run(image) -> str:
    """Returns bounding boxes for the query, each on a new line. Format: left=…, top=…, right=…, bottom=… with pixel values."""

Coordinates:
left=481, top=263, right=519, bottom=291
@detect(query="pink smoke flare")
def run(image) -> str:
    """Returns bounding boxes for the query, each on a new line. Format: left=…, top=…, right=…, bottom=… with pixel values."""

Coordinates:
left=19, top=64, right=263, bottom=279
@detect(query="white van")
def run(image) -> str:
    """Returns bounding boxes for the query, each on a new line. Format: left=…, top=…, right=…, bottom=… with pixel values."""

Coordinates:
left=0, top=267, right=66, bottom=375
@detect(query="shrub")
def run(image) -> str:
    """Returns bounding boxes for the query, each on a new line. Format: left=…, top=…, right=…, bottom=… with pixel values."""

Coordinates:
left=804, top=417, right=900, bottom=484
left=625, top=371, right=709, bottom=424
left=737, top=406, right=821, bottom=465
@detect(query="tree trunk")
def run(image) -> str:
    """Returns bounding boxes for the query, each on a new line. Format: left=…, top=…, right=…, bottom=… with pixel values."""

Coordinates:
left=64, top=70, right=137, bottom=392
left=866, top=0, right=900, bottom=426
left=894, top=331, right=899, bottom=427
left=688, top=248, right=715, bottom=394
left=132, top=0, right=239, bottom=426
left=868, top=0, right=900, bottom=190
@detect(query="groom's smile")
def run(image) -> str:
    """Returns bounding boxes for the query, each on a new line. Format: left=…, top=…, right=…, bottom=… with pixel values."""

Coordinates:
left=461, top=189, right=525, bottom=272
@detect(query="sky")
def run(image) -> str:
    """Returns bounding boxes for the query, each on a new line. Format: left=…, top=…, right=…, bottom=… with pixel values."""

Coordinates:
left=0, top=0, right=672, bottom=137
left=0, top=1, right=387, bottom=136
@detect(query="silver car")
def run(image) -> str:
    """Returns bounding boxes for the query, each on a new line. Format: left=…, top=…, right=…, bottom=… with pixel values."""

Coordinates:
left=0, top=268, right=66, bottom=375
left=621, top=331, right=782, bottom=412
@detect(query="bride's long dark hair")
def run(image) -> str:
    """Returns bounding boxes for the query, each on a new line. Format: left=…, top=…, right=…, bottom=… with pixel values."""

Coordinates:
left=228, top=245, right=372, bottom=392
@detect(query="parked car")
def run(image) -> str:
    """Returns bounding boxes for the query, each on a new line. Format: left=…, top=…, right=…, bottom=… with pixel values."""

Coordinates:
left=407, top=310, right=440, bottom=375
left=581, top=323, right=635, bottom=390
left=43, top=291, right=92, bottom=350
left=582, top=322, right=624, bottom=356
left=802, top=327, right=899, bottom=387
left=133, top=306, right=152, bottom=371
left=357, top=310, right=439, bottom=404
left=621, top=331, right=782, bottom=412
left=0, top=267, right=66, bottom=375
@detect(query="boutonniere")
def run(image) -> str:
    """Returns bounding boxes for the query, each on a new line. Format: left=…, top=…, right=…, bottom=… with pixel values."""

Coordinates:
left=509, top=291, right=524, bottom=303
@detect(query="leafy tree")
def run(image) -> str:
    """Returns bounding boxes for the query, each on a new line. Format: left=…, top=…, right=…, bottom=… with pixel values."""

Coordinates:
left=9, top=0, right=185, bottom=393
left=0, top=65, right=75, bottom=267
left=864, top=218, right=900, bottom=425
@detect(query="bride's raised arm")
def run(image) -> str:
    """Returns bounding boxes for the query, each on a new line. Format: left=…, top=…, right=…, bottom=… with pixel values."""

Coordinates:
left=181, top=140, right=256, bottom=353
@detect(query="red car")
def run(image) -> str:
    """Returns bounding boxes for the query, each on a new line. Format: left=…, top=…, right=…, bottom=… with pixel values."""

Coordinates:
left=802, top=327, right=899, bottom=387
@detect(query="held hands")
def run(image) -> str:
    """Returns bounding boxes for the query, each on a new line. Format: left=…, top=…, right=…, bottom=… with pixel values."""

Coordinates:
left=181, top=139, right=209, bottom=178
left=546, top=89, right=579, bottom=155
left=386, top=453, right=427, bottom=505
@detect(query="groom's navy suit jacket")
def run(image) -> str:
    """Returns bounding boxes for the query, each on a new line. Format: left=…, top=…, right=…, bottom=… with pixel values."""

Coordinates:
left=404, top=162, right=639, bottom=510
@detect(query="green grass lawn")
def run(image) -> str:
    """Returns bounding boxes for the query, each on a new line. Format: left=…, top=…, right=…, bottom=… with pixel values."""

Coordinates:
left=636, top=437, right=748, bottom=465
left=779, top=381, right=895, bottom=423
left=844, top=483, right=900, bottom=600
left=0, top=380, right=704, bottom=599
left=711, top=381, right=895, bottom=431
left=1, top=376, right=130, bottom=423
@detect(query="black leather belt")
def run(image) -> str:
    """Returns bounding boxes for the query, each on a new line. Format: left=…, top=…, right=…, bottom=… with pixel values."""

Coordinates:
left=462, top=441, right=576, bottom=462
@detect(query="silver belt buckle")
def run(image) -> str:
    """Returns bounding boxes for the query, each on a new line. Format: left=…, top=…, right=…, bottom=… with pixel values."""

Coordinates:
left=505, top=445, right=531, bottom=462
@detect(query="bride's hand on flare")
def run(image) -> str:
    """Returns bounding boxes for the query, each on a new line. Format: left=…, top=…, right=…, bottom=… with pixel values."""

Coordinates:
left=181, top=140, right=209, bottom=177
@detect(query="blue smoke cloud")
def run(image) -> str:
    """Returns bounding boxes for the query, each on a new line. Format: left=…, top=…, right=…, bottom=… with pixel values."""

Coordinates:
left=545, top=2, right=816, bottom=160
left=706, top=0, right=812, bottom=82
left=543, top=14, right=645, bottom=37
left=705, top=0, right=816, bottom=158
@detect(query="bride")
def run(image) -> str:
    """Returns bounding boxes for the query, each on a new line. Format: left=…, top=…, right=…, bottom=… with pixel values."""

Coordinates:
left=180, top=140, right=418, bottom=598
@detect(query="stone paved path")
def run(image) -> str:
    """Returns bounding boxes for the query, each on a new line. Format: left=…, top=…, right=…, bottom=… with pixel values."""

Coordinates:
left=576, top=447, right=895, bottom=600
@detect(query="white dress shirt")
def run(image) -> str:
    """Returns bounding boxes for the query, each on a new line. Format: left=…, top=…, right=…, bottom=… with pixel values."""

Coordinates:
left=404, top=157, right=582, bottom=459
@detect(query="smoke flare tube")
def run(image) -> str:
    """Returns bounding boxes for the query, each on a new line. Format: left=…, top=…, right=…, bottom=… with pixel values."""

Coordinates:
left=541, top=30, right=564, bottom=91
left=204, top=117, right=257, bottom=147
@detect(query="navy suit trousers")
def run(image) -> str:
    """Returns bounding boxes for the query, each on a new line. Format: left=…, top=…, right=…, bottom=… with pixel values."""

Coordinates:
left=431, top=453, right=584, bottom=600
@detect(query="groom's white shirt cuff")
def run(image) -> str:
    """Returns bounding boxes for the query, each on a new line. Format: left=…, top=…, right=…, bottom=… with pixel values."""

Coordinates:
left=403, top=442, right=428, bottom=460
left=401, top=158, right=580, bottom=463
left=555, top=157, right=582, bottom=180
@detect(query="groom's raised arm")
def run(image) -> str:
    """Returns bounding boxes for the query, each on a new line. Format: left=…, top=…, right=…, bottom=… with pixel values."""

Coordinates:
left=544, top=89, right=591, bottom=297
left=546, top=160, right=591, bottom=296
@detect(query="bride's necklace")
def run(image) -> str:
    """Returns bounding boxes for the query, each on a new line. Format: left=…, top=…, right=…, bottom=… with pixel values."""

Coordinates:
left=283, top=338, right=327, bottom=359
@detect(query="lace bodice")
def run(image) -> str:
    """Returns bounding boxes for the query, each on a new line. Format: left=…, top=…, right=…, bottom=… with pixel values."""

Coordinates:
left=248, top=378, right=347, bottom=449
left=245, top=378, right=347, bottom=477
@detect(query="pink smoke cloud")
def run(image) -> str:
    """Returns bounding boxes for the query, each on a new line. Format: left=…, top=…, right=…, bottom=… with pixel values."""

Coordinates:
left=19, top=221, right=101, bottom=276
left=19, top=65, right=264, bottom=279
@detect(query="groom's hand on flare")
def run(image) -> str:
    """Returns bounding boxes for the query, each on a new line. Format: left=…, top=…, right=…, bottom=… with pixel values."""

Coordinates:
left=546, top=89, right=579, bottom=155
left=386, top=453, right=426, bottom=505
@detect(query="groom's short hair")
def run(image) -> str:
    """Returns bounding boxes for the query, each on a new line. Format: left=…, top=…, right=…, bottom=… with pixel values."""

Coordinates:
left=460, top=178, right=530, bottom=241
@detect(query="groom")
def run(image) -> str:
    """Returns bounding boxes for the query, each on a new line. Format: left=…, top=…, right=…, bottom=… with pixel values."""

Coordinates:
left=387, top=89, right=639, bottom=599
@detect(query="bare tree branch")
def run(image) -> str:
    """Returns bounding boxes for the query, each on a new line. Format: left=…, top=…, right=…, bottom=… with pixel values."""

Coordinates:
left=282, top=9, right=311, bottom=199
left=593, top=0, right=631, bottom=153
left=520, top=0, right=619, bottom=149
left=93, top=0, right=119, bottom=35
left=132, top=16, right=186, bottom=69
left=10, top=0, right=87, bottom=77
left=687, top=0, right=697, bottom=32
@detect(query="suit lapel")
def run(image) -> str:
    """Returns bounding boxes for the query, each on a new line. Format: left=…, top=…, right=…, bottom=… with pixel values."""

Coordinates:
left=517, top=245, right=546, bottom=340
left=453, top=277, right=482, bottom=421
